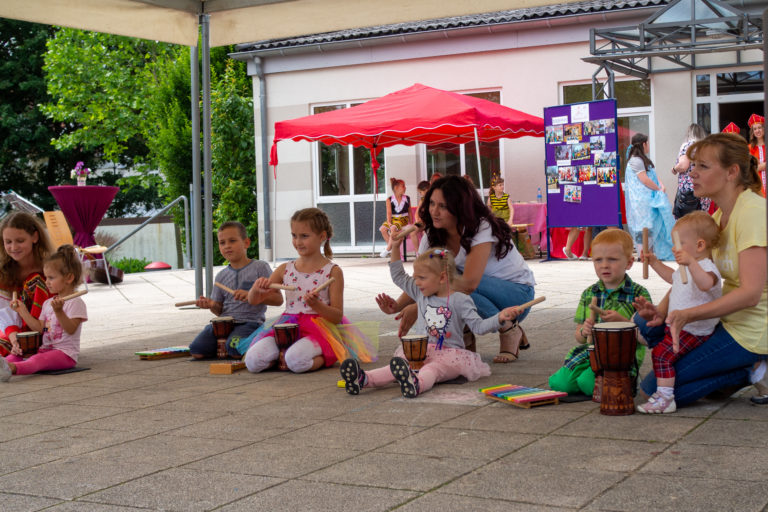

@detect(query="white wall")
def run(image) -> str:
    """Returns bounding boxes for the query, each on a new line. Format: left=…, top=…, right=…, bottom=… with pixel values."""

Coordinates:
left=97, top=218, right=183, bottom=269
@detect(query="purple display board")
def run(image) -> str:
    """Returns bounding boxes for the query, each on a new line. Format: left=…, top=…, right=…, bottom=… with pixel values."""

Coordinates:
left=543, top=99, right=621, bottom=228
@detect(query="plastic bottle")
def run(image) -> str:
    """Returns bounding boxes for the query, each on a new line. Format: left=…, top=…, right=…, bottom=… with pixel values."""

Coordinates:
left=537, top=187, right=543, bottom=203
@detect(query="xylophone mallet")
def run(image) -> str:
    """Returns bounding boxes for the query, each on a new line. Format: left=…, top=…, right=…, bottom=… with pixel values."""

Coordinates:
left=672, top=230, right=689, bottom=284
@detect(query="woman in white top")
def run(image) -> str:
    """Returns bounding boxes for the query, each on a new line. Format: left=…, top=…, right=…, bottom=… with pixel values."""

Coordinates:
left=376, top=175, right=536, bottom=363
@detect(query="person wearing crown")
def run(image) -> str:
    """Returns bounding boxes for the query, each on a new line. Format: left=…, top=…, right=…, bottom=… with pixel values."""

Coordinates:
left=748, top=114, right=765, bottom=196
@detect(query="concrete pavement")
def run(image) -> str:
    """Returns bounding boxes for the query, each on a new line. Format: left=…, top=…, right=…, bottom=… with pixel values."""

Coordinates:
left=0, top=257, right=766, bottom=511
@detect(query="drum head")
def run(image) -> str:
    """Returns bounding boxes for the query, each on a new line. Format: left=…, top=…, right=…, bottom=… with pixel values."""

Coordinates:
left=593, top=321, right=635, bottom=330
left=274, top=323, right=298, bottom=328
left=213, top=316, right=234, bottom=323
left=400, top=334, right=428, bottom=341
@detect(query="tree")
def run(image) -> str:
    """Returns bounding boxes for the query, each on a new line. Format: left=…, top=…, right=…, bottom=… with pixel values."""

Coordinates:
left=0, top=20, right=83, bottom=211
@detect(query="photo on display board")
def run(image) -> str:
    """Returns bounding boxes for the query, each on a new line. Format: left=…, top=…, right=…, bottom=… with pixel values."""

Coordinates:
left=597, top=166, right=617, bottom=185
left=546, top=125, right=564, bottom=144
left=546, top=166, right=560, bottom=191
left=555, top=145, right=573, bottom=162
left=584, top=120, right=601, bottom=136
left=564, top=184, right=582, bottom=203
left=594, top=151, right=617, bottom=168
left=578, top=165, right=595, bottom=184
left=564, top=123, right=582, bottom=143
left=590, top=135, right=606, bottom=152
left=601, top=118, right=615, bottom=133
left=558, top=166, right=576, bottom=184
left=572, top=142, right=591, bottom=161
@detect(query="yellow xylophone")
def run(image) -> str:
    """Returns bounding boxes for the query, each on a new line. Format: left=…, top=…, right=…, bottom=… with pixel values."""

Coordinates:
left=479, top=384, right=567, bottom=408
left=135, top=346, right=190, bottom=360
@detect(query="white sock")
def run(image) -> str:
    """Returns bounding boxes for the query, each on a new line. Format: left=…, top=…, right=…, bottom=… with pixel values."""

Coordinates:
left=749, top=360, right=767, bottom=384
left=657, top=386, right=674, bottom=399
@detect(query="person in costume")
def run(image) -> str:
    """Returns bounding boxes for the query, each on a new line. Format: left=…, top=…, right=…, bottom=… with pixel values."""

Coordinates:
left=0, top=213, right=52, bottom=357
left=747, top=113, right=765, bottom=196
left=2, top=245, right=86, bottom=381
left=548, top=228, right=650, bottom=398
left=243, top=208, right=373, bottom=373
left=379, top=178, right=418, bottom=258
left=340, top=245, right=520, bottom=398
left=634, top=133, right=767, bottom=406
left=624, top=132, right=675, bottom=260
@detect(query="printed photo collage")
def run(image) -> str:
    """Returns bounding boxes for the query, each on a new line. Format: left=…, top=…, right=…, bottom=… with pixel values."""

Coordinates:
left=545, top=116, right=617, bottom=204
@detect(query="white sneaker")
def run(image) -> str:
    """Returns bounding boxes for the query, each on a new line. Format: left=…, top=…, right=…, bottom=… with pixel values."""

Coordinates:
left=0, top=357, right=12, bottom=382
left=379, top=249, right=390, bottom=258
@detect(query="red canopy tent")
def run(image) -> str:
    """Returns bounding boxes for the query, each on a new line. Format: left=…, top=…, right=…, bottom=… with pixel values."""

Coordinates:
left=269, top=83, right=545, bottom=251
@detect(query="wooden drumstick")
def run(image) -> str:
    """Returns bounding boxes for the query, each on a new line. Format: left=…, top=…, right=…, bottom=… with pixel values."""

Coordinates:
left=672, top=230, right=689, bottom=284
left=516, top=296, right=546, bottom=311
left=589, top=297, right=598, bottom=322
left=642, top=228, right=649, bottom=279
left=588, top=303, right=606, bottom=317
left=12, top=291, right=17, bottom=302
left=269, top=283, right=297, bottom=291
left=60, top=290, right=88, bottom=301
left=175, top=300, right=198, bottom=307
left=214, top=282, right=235, bottom=294
left=310, top=277, right=335, bottom=294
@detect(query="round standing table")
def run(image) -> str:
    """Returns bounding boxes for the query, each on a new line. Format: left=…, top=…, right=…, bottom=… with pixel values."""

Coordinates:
left=48, top=185, right=119, bottom=248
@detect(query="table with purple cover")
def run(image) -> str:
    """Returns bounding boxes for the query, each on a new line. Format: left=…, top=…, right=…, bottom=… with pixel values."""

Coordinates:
left=512, top=202, right=547, bottom=252
left=48, top=185, right=119, bottom=248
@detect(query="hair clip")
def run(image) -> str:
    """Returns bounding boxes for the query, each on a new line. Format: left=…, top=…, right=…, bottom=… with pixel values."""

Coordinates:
left=430, top=249, right=447, bottom=259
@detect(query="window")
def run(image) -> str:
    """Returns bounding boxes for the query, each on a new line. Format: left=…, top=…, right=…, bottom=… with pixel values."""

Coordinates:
left=695, top=70, right=764, bottom=134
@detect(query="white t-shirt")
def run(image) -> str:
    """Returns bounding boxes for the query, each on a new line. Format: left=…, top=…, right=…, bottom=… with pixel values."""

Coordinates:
left=668, top=257, right=722, bottom=336
left=39, top=296, right=88, bottom=362
left=418, top=219, right=535, bottom=287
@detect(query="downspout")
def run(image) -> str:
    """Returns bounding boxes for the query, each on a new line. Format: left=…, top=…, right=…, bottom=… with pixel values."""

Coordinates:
left=253, top=57, right=273, bottom=260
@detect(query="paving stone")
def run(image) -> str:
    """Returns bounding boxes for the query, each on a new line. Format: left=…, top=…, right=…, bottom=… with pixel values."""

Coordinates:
left=266, top=419, right=425, bottom=451
left=639, top=442, right=768, bottom=482
left=0, top=384, right=119, bottom=405
left=334, top=398, right=480, bottom=427
left=397, top=493, right=571, bottom=511
left=442, top=402, right=588, bottom=434
left=1, top=426, right=147, bottom=458
left=681, top=418, right=768, bottom=448
left=0, top=492, right=61, bottom=512
left=554, top=409, right=703, bottom=442
left=4, top=404, right=129, bottom=427
left=41, top=503, right=145, bottom=511
left=83, top=467, right=281, bottom=511
left=0, top=448, right=60, bottom=476
left=75, top=405, right=221, bottom=434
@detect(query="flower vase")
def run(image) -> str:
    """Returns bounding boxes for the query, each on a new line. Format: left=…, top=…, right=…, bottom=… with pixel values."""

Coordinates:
left=77, top=176, right=87, bottom=187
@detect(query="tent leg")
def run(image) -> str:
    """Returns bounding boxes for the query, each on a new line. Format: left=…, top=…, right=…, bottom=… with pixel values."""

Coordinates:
left=201, top=14, right=214, bottom=295
left=190, top=44, right=202, bottom=298
left=474, top=127, right=484, bottom=194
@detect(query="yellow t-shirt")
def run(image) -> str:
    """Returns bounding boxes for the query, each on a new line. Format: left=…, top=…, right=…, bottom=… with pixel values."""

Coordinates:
left=712, top=189, right=767, bottom=354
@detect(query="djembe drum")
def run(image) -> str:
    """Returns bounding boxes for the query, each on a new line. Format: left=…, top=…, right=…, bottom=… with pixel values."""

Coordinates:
left=210, top=317, right=234, bottom=359
left=591, top=321, right=637, bottom=416
left=273, top=323, right=299, bottom=371
left=17, top=331, right=42, bottom=356
left=400, top=334, right=428, bottom=371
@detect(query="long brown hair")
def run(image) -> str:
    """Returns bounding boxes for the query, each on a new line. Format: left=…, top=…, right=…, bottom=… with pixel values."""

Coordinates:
left=0, top=212, right=53, bottom=287
left=687, top=133, right=761, bottom=194
left=45, top=244, right=84, bottom=287
left=627, top=133, right=654, bottom=170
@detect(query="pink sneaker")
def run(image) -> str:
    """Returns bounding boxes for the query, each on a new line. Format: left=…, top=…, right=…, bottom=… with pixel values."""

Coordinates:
left=636, top=392, right=676, bottom=414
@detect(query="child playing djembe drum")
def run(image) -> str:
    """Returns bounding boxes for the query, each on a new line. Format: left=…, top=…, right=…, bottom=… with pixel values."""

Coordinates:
left=243, top=208, right=368, bottom=373
left=188, top=221, right=278, bottom=359
left=340, top=244, right=520, bottom=398
left=1, top=245, right=85, bottom=381
left=548, top=229, right=651, bottom=398
left=634, top=211, right=722, bottom=413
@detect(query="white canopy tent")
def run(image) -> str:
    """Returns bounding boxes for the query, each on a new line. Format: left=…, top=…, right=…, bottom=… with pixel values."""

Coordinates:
left=0, top=0, right=546, bottom=296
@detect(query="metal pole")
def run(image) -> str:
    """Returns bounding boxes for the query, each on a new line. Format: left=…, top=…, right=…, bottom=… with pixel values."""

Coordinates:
left=474, top=127, right=484, bottom=194
left=253, top=57, right=272, bottom=254
left=201, top=14, right=214, bottom=296
left=190, top=44, right=202, bottom=297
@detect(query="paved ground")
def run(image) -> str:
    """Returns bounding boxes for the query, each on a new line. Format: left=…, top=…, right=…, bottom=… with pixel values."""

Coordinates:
left=1, top=257, right=766, bottom=512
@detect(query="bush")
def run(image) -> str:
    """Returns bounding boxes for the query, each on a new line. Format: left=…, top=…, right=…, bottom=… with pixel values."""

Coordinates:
left=110, top=257, right=152, bottom=274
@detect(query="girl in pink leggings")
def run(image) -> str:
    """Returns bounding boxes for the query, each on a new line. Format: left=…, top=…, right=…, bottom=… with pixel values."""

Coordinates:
left=1, top=245, right=87, bottom=382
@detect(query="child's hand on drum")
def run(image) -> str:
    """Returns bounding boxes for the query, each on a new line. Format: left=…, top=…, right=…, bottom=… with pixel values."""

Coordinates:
left=196, top=296, right=212, bottom=309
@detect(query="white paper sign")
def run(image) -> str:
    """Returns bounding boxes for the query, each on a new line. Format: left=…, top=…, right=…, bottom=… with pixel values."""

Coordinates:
left=571, top=104, right=589, bottom=123
left=551, top=115, right=569, bottom=125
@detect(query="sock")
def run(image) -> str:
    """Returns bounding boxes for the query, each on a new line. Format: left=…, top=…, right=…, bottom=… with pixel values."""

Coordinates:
left=658, top=386, right=674, bottom=399
left=749, top=360, right=766, bottom=384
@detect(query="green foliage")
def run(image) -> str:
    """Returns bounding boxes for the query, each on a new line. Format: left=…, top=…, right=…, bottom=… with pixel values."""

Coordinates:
left=211, top=60, right=257, bottom=263
left=110, top=257, right=152, bottom=274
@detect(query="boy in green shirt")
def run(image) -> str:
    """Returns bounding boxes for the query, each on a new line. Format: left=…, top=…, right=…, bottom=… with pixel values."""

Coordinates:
left=549, top=228, right=650, bottom=397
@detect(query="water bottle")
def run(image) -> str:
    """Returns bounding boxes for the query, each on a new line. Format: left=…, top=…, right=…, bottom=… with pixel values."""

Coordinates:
left=536, top=187, right=543, bottom=203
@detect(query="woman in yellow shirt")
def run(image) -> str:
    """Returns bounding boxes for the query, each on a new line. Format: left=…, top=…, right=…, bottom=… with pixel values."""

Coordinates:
left=634, top=133, right=767, bottom=406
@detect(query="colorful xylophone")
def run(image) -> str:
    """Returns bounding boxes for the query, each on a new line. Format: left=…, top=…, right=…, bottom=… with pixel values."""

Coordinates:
left=479, top=384, right=567, bottom=408
left=135, top=346, right=190, bottom=360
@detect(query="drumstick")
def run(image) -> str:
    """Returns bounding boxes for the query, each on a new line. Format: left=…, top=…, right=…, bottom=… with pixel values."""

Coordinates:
left=269, top=283, right=297, bottom=291
left=642, top=228, right=649, bottom=279
left=214, top=282, right=235, bottom=294
left=310, top=277, right=335, bottom=294
left=672, top=230, right=689, bottom=284
left=516, top=296, right=546, bottom=311
left=60, top=290, right=88, bottom=301
left=175, top=300, right=198, bottom=307
left=588, top=303, right=606, bottom=317
left=12, top=291, right=17, bottom=302
left=589, top=297, right=598, bottom=322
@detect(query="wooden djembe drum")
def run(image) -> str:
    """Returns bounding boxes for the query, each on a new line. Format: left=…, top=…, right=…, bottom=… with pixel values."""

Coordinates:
left=400, top=334, right=428, bottom=371
left=210, top=317, right=234, bottom=359
left=273, top=323, right=299, bottom=371
left=591, top=321, right=638, bottom=416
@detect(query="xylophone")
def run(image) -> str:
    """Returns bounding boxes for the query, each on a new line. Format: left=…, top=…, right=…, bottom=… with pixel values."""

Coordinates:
left=135, top=346, right=190, bottom=360
left=209, top=360, right=247, bottom=374
left=479, top=384, right=567, bottom=408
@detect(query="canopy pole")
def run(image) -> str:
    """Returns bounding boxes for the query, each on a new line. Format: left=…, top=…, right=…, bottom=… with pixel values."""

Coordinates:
left=190, top=44, right=202, bottom=297
left=201, top=14, right=213, bottom=295
left=474, top=127, right=485, bottom=195
left=371, top=144, right=379, bottom=256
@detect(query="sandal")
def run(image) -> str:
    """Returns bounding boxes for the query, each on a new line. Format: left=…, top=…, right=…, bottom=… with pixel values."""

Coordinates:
left=493, top=323, right=523, bottom=364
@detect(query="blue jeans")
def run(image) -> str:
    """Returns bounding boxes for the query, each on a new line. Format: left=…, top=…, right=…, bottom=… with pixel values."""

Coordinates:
left=635, top=316, right=761, bottom=407
left=470, top=274, right=535, bottom=323
left=189, top=320, right=263, bottom=358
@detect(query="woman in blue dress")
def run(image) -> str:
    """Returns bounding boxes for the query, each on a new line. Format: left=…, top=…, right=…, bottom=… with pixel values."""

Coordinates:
left=624, top=133, right=675, bottom=260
